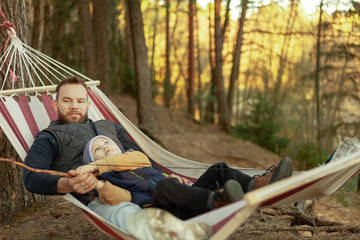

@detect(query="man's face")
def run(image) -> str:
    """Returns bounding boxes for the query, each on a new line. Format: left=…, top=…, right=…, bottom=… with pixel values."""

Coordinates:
left=91, top=137, right=121, bottom=161
left=53, top=84, right=90, bottom=124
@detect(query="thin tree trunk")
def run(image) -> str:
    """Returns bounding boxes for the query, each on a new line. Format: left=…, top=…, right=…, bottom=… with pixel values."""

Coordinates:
left=51, top=1, right=63, bottom=61
left=93, top=0, right=110, bottom=94
left=0, top=0, right=46, bottom=223
left=125, top=1, right=135, bottom=70
left=228, top=0, right=248, bottom=123
left=205, top=4, right=215, bottom=123
left=195, top=3, right=203, bottom=123
left=41, top=0, right=50, bottom=54
left=165, top=0, right=182, bottom=109
left=79, top=0, right=97, bottom=79
left=108, top=0, right=122, bottom=92
left=31, top=0, right=41, bottom=50
left=126, top=0, right=157, bottom=131
left=150, top=0, right=159, bottom=84
left=315, top=0, right=323, bottom=154
left=214, top=0, right=230, bottom=131
left=272, top=0, right=298, bottom=114
left=164, top=0, right=171, bottom=108
left=187, top=0, right=195, bottom=116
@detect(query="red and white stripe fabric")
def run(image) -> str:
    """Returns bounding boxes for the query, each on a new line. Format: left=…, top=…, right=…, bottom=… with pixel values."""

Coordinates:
left=1, top=86, right=360, bottom=240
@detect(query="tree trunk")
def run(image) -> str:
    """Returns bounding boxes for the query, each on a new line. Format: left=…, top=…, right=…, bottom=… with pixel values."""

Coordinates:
left=50, top=0, right=63, bottom=60
left=315, top=0, right=323, bottom=155
left=227, top=0, right=248, bottom=123
left=79, top=0, right=97, bottom=79
left=205, top=4, right=215, bottom=123
left=272, top=0, right=298, bottom=114
left=195, top=3, right=203, bottom=123
left=41, top=0, right=50, bottom=54
left=125, top=2, right=134, bottom=70
left=126, top=0, right=157, bottom=131
left=214, top=0, right=230, bottom=131
left=93, top=0, right=110, bottom=94
left=150, top=0, right=159, bottom=84
left=0, top=0, right=46, bottom=223
left=187, top=0, right=195, bottom=116
left=164, top=0, right=171, bottom=108
left=31, top=0, right=41, bottom=50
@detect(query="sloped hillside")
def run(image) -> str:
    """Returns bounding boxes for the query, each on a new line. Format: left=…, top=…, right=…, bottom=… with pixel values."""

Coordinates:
left=111, top=94, right=281, bottom=169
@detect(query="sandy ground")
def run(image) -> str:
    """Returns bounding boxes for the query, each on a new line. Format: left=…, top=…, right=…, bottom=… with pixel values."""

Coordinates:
left=1, top=94, right=359, bottom=240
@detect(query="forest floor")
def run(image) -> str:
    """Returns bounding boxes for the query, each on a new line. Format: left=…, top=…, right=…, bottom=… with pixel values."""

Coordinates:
left=1, top=94, right=360, bottom=240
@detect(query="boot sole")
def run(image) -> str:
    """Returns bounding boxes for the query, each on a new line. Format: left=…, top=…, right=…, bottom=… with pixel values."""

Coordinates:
left=224, top=180, right=244, bottom=202
left=269, top=157, right=293, bottom=184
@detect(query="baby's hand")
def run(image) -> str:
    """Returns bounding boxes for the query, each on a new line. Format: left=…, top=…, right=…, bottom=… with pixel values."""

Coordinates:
left=167, top=173, right=193, bottom=185
left=76, top=164, right=98, bottom=175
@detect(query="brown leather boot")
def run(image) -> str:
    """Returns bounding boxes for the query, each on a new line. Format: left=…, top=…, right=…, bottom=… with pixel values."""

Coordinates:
left=248, top=157, right=293, bottom=191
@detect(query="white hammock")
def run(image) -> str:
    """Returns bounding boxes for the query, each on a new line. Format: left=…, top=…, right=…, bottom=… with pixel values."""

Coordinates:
left=1, top=23, right=360, bottom=240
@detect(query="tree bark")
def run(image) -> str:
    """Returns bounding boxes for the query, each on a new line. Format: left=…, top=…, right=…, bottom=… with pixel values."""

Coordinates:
left=272, top=0, right=298, bottom=114
left=214, top=0, right=230, bottom=131
left=126, top=0, right=157, bottom=131
left=0, top=0, right=46, bottom=223
left=150, top=0, right=159, bottom=84
left=164, top=0, right=171, bottom=108
left=195, top=3, right=203, bottom=123
left=205, top=4, right=215, bottom=123
left=50, top=1, right=63, bottom=60
left=187, top=0, right=195, bottom=116
left=315, top=0, right=323, bottom=155
left=31, top=0, right=41, bottom=50
left=41, top=0, right=50, bottom=54
left=93, top=0, right=110, bottom=94
left=79, top=0, right=97, bottom=79
left=228, top=0, right=248, bottom=122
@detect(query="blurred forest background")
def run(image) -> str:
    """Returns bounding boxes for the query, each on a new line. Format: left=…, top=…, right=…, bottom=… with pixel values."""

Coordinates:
left=22, top=0, right=360, bottom=169
left=1, top=0, right=359, bottom=169
left=0, top=0, right=360, bottom=229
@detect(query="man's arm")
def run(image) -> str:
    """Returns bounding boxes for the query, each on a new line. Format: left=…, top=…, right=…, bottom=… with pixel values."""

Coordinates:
left=23, top=132, right=62, bottom=195
left=23, top=132, right=98, bottom=195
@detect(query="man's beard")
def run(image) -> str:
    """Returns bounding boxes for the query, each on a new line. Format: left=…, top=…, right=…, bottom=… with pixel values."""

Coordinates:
left=58, top=111, right=88, bottom=124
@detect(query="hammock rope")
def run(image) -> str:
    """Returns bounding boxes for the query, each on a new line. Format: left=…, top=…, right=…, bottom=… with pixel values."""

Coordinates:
left=0, top=6, right=95, bottom=95
left=0, top=6, right=19, bottom=83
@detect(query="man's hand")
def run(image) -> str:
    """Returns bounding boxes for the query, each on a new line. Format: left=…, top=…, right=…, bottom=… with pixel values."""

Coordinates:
left=57, top=170, right=98, bottom=194
left=167, top=173, right=192, bottom=185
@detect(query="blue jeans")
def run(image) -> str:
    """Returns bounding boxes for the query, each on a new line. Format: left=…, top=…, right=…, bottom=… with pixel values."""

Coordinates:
left=87, top=197, right=141, bottom=233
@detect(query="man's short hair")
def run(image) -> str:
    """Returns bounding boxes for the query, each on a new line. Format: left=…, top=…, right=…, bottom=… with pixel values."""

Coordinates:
left=56, top=76, right=88, bottom=101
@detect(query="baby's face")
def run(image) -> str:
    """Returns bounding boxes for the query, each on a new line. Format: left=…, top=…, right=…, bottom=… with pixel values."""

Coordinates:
left=91, top=137, right=121, bottom=161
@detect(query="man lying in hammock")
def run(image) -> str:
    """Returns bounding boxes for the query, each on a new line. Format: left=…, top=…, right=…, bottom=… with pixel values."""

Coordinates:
left=23, top=76, right=293, bottom=240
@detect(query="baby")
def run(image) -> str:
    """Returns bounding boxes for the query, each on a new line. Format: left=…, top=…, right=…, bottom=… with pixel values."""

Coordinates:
left=77, top=135, right=166, bottom=206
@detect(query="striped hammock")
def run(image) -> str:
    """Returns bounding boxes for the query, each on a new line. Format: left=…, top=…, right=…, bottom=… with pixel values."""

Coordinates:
left=1, top=21, right=360, bottom=240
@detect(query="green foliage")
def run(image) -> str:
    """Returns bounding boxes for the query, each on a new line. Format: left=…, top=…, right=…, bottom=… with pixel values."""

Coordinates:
left=293, top=142, right=328, bottom=170
left=343, top=175, right=359, bottom=193
left=232, top=94, right=289, bottom=155
left=120, top=65, right=136, bottom=97
left=330, top=175, right=359, bottom=205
